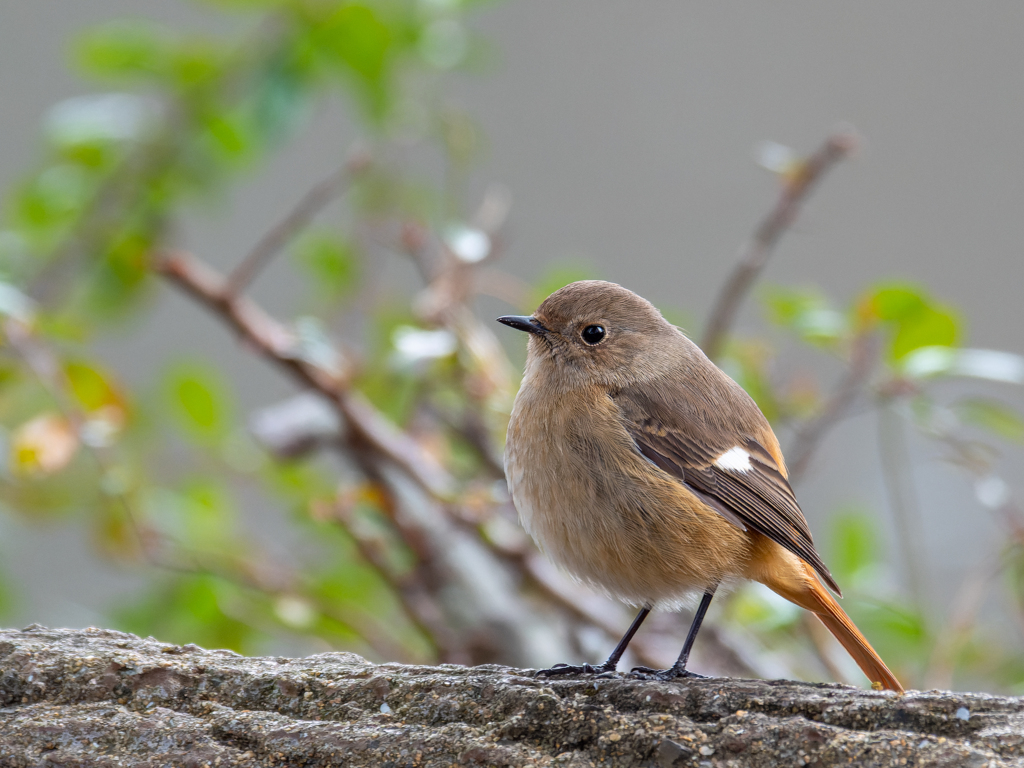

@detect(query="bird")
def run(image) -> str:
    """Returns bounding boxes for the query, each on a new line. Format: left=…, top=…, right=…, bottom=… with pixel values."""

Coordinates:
left=497, top=280, right=903, bottom=692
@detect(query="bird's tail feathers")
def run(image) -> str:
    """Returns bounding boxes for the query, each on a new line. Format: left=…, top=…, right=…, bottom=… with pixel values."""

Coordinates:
left=765, top=561, right=904, bottom=693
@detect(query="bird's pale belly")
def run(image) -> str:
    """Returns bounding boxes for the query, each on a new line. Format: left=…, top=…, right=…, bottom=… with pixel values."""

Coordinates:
left=505, top=393, right=752, bottom=609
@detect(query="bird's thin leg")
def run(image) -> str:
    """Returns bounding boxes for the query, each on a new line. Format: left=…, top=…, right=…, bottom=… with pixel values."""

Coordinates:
left=536, top=607, right=650, bottom=677
left=630, top=589, right=716, bottom=681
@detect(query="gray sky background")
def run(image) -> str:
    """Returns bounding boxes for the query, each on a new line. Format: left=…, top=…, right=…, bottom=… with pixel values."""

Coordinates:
left=2, top=1, right=1023, bottom=645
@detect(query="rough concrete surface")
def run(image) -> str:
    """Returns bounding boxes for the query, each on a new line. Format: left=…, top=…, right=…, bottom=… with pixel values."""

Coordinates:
left=1, top=627, right=1022, bottom=767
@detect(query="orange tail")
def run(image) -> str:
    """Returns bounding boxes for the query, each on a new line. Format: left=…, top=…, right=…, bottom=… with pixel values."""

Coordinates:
left=762, top=559, right=904, bottom=693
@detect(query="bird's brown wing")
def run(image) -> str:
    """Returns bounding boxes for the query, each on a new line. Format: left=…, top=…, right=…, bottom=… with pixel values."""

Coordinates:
left=613, top=384, right=841, bottom=595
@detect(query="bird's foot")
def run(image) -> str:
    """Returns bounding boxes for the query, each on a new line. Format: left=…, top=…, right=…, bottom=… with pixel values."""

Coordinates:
left=628, top=665, right=708, bottom=682
left=534, top=662, right=617, bottom=678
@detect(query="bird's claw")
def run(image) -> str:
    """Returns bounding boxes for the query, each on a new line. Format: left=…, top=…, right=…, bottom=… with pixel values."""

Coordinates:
left=628, top=665, right=708, bottom=682
left=535, top=662, right=616, bottom=678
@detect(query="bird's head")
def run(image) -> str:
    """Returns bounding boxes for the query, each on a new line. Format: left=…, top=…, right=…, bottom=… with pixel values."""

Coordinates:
left=498, top=280, right=689, bottom=391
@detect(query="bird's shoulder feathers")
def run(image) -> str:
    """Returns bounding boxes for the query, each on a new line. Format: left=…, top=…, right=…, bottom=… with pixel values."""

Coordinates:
left=611, top=373, right=841, bottom=595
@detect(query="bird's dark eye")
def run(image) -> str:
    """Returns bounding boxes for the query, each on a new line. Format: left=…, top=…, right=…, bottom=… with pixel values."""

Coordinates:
left=581, top=325, right=606, bottom=345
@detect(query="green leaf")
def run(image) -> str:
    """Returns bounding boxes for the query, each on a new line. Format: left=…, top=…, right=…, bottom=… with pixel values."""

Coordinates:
left=310, top=4, right=395, bottom=119
left=321, top=5, right=392, bottom=81
left=75, top=21, right=173, bottom=82
left=861, top=283, right=961, bottom=361
left=312, top=555, right=389, bottom=611
left=201, top=111, right=254, bottom=162
left=164, top=361, right=233, bottom=442
left=890, top=306, right=958, bottom=360
left=175, top=377, right=220, bottom=433
left=76, top=21, right=222, bottom=90
left=85, top=228, right=153, bottom=318
left=869, top=286, right=926, bottom=321
left=14, top=164, right=95, bottom=237
left=0, top=361, right=22, bottom=391
left=168, top=40, right=223, bottom=88
left=65, top=361, right=124, bottom=413
left=764, top=286, right=846, bottom=346
left=357, top=364, right=420, bottom=425
left=728, top=582, right=801, bottom=632
left=294, top=230, right=358, bottom=298
left=953, top=397, right=1024, bottom=443
left=263, top=459, right=336, bottom=505
left=179, top=479, right=236, bottom=545
left=864, top=601, right=928, bottom=647
left=765, top=287, right=817, bottom=325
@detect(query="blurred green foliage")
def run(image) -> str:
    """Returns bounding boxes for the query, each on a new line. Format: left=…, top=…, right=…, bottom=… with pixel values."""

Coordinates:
left=0, top=0, right=497, bottom=662
left=1, top=0, right=1023, bottom=696
left=294, top=229, right=360, bottom=300
left=165, top=361, right=235, bottom=442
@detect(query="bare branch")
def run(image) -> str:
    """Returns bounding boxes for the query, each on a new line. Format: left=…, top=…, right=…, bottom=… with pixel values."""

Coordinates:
left=701, top=131, right=858, bottom=360
left=877, top=401, right=928, bottom=608
left=923, top=563, right=997, bottom=689
left=329, top=495, right=462, bottom=662
left=223, top=152, right=368, bottom=298
left=157, top=250, right=453, bottom=499
left=787, top=333, right=879, bottom=485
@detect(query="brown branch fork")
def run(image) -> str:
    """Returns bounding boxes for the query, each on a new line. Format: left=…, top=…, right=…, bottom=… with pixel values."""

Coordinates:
left=700, top=131, right=858, bottom=360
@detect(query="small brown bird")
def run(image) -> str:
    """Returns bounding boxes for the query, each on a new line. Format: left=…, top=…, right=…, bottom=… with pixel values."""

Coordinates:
left=498, top=280, right=903, bottom=692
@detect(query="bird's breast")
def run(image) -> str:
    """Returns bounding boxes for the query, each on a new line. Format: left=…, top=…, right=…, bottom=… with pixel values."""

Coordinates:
left=505, top=379, right=750, bottom=607
left=505, top=384, right=608, bottom=541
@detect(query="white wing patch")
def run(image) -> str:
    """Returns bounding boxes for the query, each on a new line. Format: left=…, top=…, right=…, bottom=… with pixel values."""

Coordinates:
left=714, top=446, right=752, bottom=473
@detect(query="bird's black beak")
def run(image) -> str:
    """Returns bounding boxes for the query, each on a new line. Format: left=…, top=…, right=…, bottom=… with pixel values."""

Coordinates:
left=497, top=315, right=547, bottom=335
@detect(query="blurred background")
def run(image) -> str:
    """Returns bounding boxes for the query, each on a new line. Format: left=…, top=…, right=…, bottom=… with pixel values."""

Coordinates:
left=2, top=0, right=1024, bottom=693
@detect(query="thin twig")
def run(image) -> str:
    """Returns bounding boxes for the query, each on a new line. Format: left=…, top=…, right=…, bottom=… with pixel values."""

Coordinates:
left=787, top=333, right=879, bottom=485
left=923, top=563, right=996, bottom=690
left=330, top=495, right=462, bottom=661
left=345, top=452, right=468, bottom=664
left=877, top=400, right=928, bottom=609
left=223, top=156, right=365, bottom=298
left=701, top=131, right=858, bottom=360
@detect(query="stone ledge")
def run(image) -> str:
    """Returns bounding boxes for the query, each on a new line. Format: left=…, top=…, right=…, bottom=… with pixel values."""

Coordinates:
left=1, top=626, right=1021, bottom=767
